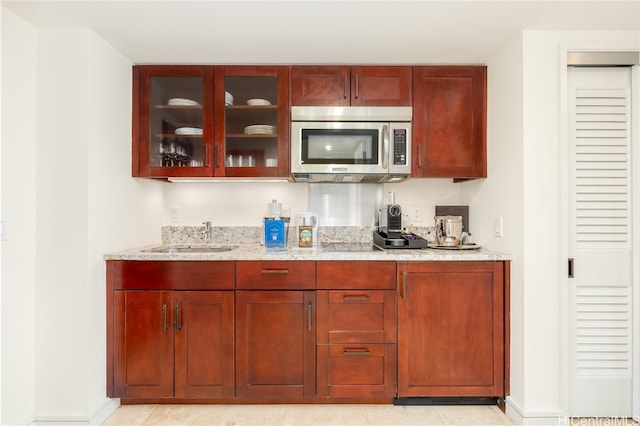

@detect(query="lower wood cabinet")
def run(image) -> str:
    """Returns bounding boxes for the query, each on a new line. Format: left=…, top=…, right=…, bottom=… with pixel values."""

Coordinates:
left=107, top=261, right=235, bottom=400
left=112, top=290, right=234, bottom=399
left=107, top=259, right=509, bottom=403
left=397, top=261, right=508, bottom=398
left=316, top=261, right=397, bottom=398
left=235, top=290, right=316, bottom=398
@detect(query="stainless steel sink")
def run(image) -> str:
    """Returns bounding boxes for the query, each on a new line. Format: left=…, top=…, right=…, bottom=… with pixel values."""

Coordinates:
left=144, top=245, right=238, bottom=253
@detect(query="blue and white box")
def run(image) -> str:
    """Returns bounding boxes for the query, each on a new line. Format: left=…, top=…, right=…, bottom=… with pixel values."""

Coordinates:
left=264, top=218, right=287, bottom=248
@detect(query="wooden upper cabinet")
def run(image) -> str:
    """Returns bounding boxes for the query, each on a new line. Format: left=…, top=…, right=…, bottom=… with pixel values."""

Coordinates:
left=214, top=66, right=290, bottom=178
left=132, top=66, right=215, bottom=178
left=132, top=65, right=290, bottom=179
left=291, top=66, right=412, bottom=106
left=412, top=66, right=487, bottom=180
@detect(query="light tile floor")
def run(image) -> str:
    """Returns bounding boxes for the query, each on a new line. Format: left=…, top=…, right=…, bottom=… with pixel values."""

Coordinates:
left=102, top=404, right=517, bottom=425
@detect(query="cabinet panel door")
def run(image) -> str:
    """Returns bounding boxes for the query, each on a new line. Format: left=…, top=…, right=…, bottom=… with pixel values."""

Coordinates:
left=113, top=291, right=174, bottom=398
left=133, top=65, right=215, bottom=178
left=214, top=66, right=290, bottom=178
left=412, top=66, right=486, bottom=179
left=235, top=290, right=316, bottom=398
left=351, top=66, right=412, bottom=106
left=174, top=291, right=235, bottom=398
left=290, top=66, right=351, bottom=106
left=397, top=262, right=504, bottom=397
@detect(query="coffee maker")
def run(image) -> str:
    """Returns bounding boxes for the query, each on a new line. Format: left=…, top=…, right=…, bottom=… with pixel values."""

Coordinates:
left=373, top=192, right=427, bottom=249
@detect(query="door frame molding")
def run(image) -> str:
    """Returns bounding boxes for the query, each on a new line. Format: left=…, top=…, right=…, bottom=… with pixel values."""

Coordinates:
left=559, top=45, right=640, bottom=421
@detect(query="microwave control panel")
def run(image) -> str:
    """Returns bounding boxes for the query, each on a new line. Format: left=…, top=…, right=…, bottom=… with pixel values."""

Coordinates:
left=393, top=129, right=408, bottom=165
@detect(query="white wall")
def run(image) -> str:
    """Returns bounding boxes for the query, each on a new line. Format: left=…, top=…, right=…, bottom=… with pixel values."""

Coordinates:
left=461, top=32, right=526, bottom=416
left=1, top=8, right=37, bottom=425
left=33, top=27, right=163, bottom=423
left=162, top=179, right=467, bottom=230
left=1, top=11, right=164, bottom=423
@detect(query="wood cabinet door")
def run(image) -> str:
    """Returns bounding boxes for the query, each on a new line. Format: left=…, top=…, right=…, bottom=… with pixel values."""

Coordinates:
left=213, top=66, right=290, bottom=178
left=397, top=262, right=504, bottom=397
left=291, top=66, right=411, bottom=107
left=132, top=65, right=215, bottom=178
left=290, top=66, right=351, bottom=106
left=412, top=66, right=487, bottom=179
left=113, top=290, right=174, bottom=398
left=350, top=66, right=412, bottom=106
left=174, top=291, right=235, bottom=398
left=235, top=290, right=316, bottom=398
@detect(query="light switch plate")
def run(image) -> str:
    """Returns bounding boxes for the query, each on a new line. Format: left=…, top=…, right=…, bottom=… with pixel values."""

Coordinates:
left=169, top=206, right=180, bottom=223
left=494, top=217, right=503, bottom=238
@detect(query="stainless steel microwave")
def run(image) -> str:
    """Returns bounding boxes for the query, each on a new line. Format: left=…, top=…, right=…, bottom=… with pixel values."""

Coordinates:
left=290, top=106, right=412, bottom=183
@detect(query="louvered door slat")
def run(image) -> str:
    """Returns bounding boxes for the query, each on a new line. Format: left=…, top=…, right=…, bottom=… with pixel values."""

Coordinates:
left=574, top=88, right=630, bottom=248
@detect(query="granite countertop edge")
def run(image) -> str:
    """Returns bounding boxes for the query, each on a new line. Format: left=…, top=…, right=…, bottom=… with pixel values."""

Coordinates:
left=104, top=242, right=512, bottom=262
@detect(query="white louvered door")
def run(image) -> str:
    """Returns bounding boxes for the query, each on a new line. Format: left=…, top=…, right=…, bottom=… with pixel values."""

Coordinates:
left=568, top=67, right=633, bottom=417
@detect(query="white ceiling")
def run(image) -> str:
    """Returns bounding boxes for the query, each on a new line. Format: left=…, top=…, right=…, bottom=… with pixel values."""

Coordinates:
left=4, top=0, right=639, bottom=64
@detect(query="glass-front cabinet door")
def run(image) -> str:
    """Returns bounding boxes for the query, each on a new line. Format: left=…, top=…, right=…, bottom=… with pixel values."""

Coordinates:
left=214, top=66, right=289, bottom=178
left=133, top=66, right=214, bottom=177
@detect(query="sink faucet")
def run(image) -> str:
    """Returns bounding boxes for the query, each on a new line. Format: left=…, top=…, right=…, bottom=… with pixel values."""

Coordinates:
left=203, top=221, right=212, bottom=244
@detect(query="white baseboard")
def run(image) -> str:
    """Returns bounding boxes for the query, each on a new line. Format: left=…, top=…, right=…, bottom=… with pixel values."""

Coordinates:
left=30, top=398, right=120, bottom=425
left=506, top=396, right=564, bottom=426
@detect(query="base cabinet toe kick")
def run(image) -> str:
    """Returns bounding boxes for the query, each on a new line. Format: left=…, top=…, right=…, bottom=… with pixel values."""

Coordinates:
left=106, top=260, right=510, bottom=404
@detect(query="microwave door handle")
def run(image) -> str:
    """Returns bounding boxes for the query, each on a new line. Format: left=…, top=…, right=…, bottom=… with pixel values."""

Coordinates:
left=382, top=125, right=389, bottom=170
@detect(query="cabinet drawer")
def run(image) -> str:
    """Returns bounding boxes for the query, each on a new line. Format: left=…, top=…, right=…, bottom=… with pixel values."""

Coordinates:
left=235, top=261, right=316, bottom=290
left=317, top=290, right=396, bottom=344
left=317, top=344, right=396, bottom=398
left=317, top=261, right=396, bottom=289
left=108, top=261, right=235, bottom=290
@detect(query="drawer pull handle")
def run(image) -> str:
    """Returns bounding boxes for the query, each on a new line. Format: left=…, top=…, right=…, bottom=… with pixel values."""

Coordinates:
left=343, top=348, right=370, bottom=356
left=343, top=295, right=369, bottom=302
left=261, top=269, right=289, bottom=274
left=162, top=304, right=168, bottom=332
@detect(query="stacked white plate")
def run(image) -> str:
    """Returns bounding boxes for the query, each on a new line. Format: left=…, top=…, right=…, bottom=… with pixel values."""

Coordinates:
left=244, top=125, right=276, bottom=135
left=247, top=98, right=271, bottom=106
left=175, top=127, right=203, bottom=135
left=168, top=98, right=200, bottom=106
left=225, top=91, right=234, bottom=106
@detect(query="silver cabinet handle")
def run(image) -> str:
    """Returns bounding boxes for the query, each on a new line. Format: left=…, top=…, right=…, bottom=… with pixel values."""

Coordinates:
left=382, top=125, right=389, bottom=170
left=355, top=73, right=359, bottom=99
left=307, top=302, right=312, bottom=332
left=402, top=272, right=408, bottom=299
left=343, top=348, right=370, bottom=356
left=162, top=304, right=168, bottom=332
left=343, top=295, right=369, bottom=302
left=174, top=304, right=182, bottom=331
left=261, top=269, right=289, bottom=274
left=343, top=74, right=348, bottom=100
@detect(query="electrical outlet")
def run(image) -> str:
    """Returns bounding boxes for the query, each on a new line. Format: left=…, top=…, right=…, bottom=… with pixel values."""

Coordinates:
left=412, top=208, right=422, bottom=222
left=169, top=206, right=180, bottom=223
left=494, top=217, right=503, bottom=238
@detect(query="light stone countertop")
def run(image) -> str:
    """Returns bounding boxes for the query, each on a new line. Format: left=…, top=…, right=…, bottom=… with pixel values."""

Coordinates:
left=104, top=225, right=511, bottom=262
left=104, top=242, right=511, bottom=262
